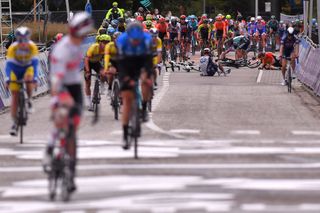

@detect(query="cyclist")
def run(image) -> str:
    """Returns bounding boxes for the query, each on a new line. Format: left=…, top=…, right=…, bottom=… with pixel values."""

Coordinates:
left=150, top=28, right=162, bottom=89
left=45, top=12, right=94, bottom=191
left=104, top=32, right=122, bottom=95
left=105, top=2, right=124, bottom=21
left=267, top=15, right=279, bottom=51
left=214, top=15, right=226, bottom=57
left=279, top=27, right=299, bottom=86
left=117, top=17, right=126, bottom=32
left=156, top=17, right=168, bottom=42
left=258, top=52, right=281, bottom=70
left=198, top=19, right=211, bottom=53
left=5, top=27, right=39, bottom=136
left=116, top=22, right=153, bottom=150
left=179, top=15, right=191, bottom=60
left=220, top=35, right=250, bottom=60
left=145, top=20, right=154, bottom=30
left=84, top=34, right=111, bottom=111
left=225, top=15, right=234, bottom=33
left=200, top=48, right=229, bottom=76
left=167, top=17, right=181, bottom=60
left=248, top=17, right=257, bottom=46
left=255, top=16, right=267, bottom=52
left=187, top=15, right=198, bottom=48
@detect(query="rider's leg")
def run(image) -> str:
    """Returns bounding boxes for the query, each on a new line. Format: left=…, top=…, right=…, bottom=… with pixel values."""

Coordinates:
left=140, top=71, right=152, bottom=110
left=281, top=59, right=288, bottom=81
left=84, top=66, right=92, bottom=107
left=261, top=33, right=266, bottom=51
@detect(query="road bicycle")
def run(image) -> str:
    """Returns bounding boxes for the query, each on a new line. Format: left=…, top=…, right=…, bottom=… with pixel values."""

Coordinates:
left=284, top=57, right=294, bottom=93
left=91, top=73, right=101, bottom=124
left=9, top=80, right=34, bottom=144
left=191, top=30, right=197, bottom=56
left=110, top=73, right=121, bottom=120
left=47, top=97, right=78, bottom=202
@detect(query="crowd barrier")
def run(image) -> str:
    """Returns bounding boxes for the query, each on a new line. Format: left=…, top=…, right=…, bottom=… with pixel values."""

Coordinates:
left=295, top=36, right=320, bottom=97
left=0, top=35, right=95, bottom=111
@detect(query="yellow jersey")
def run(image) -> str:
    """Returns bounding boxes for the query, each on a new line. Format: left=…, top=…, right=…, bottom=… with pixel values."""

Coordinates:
left=104, top=42, right=118, bottom=68
left=152, top=37, right=162, bottom=65
left=86, top=43, right=105, bottom=63
left=7, top=41, right=39, bottom=66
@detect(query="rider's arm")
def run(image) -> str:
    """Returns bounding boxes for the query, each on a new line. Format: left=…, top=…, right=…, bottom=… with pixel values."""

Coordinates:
left=50, top=54, right=65, bottom=96
left=118, top=8, right=124, bottom=18
left=105, top=9, right=112, bottom=20
left=104, top=44, right=111, bottom=72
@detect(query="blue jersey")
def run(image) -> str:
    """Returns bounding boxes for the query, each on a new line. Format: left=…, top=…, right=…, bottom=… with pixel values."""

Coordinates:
left=248, top=22, right=256, bottom=35
left=187, top=20, right=198, bottom=31
left=116, top=32, right=153, bottom=56
left=255, top=21, right=266, bottom=33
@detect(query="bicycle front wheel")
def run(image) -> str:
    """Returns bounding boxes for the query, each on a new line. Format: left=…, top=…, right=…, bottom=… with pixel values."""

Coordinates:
left=247, top=58, right=261, bottom=69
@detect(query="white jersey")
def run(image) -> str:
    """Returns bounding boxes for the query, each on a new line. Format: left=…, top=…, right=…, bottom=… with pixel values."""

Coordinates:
left=50, top=36, right=83, bottom=86
left=199, top=56, right=209, bottom=75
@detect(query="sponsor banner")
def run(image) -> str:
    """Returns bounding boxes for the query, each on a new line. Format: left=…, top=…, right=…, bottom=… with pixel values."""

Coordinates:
left=301, top=47, right=320, bottom=90
left=0, top=51, right=50, bottom=111
left=80, top=35, right=96, bottom=70
left=280, top=13, right=303, bottom=24
left=296, top=38, right=311, bottom=80
left=313, top=48, right=320, bottom=96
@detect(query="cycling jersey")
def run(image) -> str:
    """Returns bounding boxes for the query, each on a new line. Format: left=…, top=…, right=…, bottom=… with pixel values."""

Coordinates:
left=104, top=42, right=118, bottom=68
left=214, top=21, right=225, bottom=31
left=168, top=23, right=181, bottom=34
left=152, top=37, right=162, bottom=65
left=50, top=36, right=84, bottom=86
left=156, top=23, right=168, bottom=33
left=116, top=32, right=153, bottom=56
left=86, top=43, right=105, bottom=63
left=281, top=35, right=298, bottom=57
left=198, top=24, right=211, bottom=39
left=7, top=41, right=39, bottom=66
left=188, top=20, right=198, bottom=31
left=263, top=52, right=275, bottom=64
left=118, top=24, right=126, bottom=33
left=255, top=21, right=266, bottom=34
left=267, top=20, right=279, bottom=31
left=180, top=23, right=189, bottom=34
left=248, top=22, right=256, bottom=35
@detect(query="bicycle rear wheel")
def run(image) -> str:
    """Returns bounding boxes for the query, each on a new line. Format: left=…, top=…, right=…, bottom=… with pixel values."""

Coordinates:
left=287, top=67, right=292, bottom=93
left=112, top=81, right=120, bottom=120
left=18, top=91, right=25, bottom=144
left=247, top=58, right=261, bottom=69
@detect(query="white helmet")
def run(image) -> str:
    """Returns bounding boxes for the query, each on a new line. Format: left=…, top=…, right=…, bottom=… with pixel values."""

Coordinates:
left=287, top=27, right=294, bottom=35
left=250, top=17, right=255, bottom=22
left=69, top=12, right=94, bottom=37
left=15, top=27, right=31, bottom=42
left=256, top=16, right=262, bottom=21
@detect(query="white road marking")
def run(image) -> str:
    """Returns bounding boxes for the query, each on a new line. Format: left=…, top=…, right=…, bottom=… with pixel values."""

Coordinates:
left=198, top=178, right=320, bottom=191
left=299, top=204, right=320, bottom=211
left=241, top=203, right=266, bottom=211
left=292, top=130, right=320, bottom=136
left=231, top=130, right=261, bottom=135
left=257, top=69, right=264, bottom=83
left=169, top=129, right=200, bottom=134
left=109, top=130, right=122, bottom=135
left=2, top=162, right=320, bottom=173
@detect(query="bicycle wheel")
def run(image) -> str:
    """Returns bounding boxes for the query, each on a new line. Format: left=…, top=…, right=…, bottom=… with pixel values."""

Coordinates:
left=48, top=158, right=59, bottom=201
left=112, top=81, right=120, bottom=120
left=191, top=37, right=196, bottom=55
left=61, top=168, right=71, bottom=202
left=92, top=79, right=100, bottom=122
left=162, top=47, right=167, bottom=66
left=18, top=91, right=25, bottom=144
left=247, top=58, right=262, bottom=69
left=287, top=67, right=292, bottom=93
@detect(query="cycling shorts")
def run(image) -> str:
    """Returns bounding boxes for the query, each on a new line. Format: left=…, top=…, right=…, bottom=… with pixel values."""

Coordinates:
left=117, top=56, right=153, bottom=91
left=169, top=33, right=178, bottom=42
left=6, top=58, right=38, bottom=92
left=283, top=48, right=295, bottom=58
left=256, top=29, right=266, bottom=35
left=159, top=32, right=166, bottom=41
left=216, top=30, right=224, bottom=39
left=84, top=62, right=103, bottom=81
left=64, top=84, right=83, bottom=117
left=181, top=32, right=191, bottom=43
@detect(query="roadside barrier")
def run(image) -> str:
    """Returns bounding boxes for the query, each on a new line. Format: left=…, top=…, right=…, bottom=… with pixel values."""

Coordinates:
left=0, top=35, right=95, bottom=111
left=295, top=36, right=320, bottom=97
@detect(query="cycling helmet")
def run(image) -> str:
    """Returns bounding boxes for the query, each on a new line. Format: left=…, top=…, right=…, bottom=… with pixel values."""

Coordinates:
left=55, top=33, right=64, bottom=42
left=271, top=15, right=276, bottom=20
left=107, top=26, right=116, bottom=36
left=202, top=14, right=207, bottom=19
left=171, top=17, right=177, bottom=25
left=127, top=22, right=144, bottom=40
left=146, top=14, right=153, bottom=21
left=145, top=20, right=153, bottom=29
left=190, top=15, right=196, bottom=20
left=99, top=34, right=111, bottom=42
left=101, top=19, right=109, bottom=28
left=112, top=2, right=118, bottom=7
left=287, top=27, right=294, bottom=35
left=149, top=28, right=159, bottom=37
left=216, top=16, right=222, bottom=21
left=165, top=17, right=170, bottom=23
left=113, top=31, right=122, bottom=40
left=279, top=20, right=284, bottom=24
left=138, top=7, right=144, bottom=13
left=256, top=16, right=262, bottom=21
left=180, top=15, right=186, bottom=20
left=312, top=18, right=317, bottom=25
left=111, top=19, right=119, bottom=28
left=159, top=17, right=166, bottom=23
left=226, top=15, right=231, bottom=20
left=98, top=28, right=107, bottom=35
left=95, top=35, right=100, bottom=42
left=203, top=19, right=209, bottom=24
left=118, top=17, right=125, bottom=24
left=134, top=12, right=141, bottom=18
left=250, top=17, right=255, bottom=22
left=69, top=12, right=94, bottom=37
left=209, top=18, right=213, bottom=23
left=136, top=15, right=144, bottom=22
left=15, top=27, right=31, bottom=43
left=203, top=48, right=210, bottom=54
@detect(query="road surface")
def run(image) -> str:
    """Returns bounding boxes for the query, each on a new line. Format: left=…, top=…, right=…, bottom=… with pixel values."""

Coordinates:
left=0, top=55, right=320, bottom=213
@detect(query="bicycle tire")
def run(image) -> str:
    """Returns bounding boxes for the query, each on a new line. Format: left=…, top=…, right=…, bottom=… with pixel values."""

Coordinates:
left=113, top=81, right=120, bottom=120
left=287, top=67, right=292, bottom=93
left=18, top=91, right=25, bottom=144
left=48, top=163, right=58, bottom=201
left=247, top=58, right=262, bottom=69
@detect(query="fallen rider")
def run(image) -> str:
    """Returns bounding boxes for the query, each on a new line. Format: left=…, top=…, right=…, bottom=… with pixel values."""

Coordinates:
left=199, top=48, right=231, bottom=76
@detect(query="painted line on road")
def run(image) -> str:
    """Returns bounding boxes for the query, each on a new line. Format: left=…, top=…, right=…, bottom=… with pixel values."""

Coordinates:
left=169, top=129, right=200, bottom=134
left=231, top=130, right=261, bottom=135
left=257, top=69, right=264, bottom=83
left=2, top=163, right=320, bottom=173
left=292, top=131, right=320, bottom=136
left=241, top=204, right=266, bottom=211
